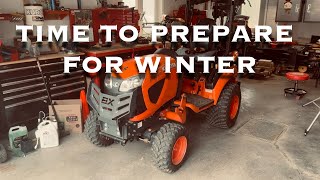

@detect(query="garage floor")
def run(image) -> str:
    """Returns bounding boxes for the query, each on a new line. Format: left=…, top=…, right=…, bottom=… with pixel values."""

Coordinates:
left=1, top=76, right=320, bottom=180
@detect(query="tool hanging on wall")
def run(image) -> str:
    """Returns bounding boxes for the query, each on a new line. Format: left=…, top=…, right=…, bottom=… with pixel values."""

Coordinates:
left=50, top=0, right=56, bottom=10
left=77, top=0, right=82, bottom=9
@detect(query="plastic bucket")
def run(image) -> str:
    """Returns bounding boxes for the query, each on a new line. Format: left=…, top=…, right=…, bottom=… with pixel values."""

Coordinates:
left=24, top=4, right=44, bottom=26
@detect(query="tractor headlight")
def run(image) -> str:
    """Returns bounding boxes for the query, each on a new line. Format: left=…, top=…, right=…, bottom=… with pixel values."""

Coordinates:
left=119, top=76, right=143, bottom=92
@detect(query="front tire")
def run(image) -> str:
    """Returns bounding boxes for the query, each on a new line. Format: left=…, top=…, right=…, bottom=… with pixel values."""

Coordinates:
left=205, top=83, right=241, bottom=129
left=0, top=144, right=7, bottom=163
left=84, top=111, right=114, bottom=147
left=151, top=123, right=189, bottom=173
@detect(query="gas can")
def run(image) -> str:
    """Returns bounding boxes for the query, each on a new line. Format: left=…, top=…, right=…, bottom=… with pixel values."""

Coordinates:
left=35, top=120, right=59, bottom=149
left=8, top=126, right=28, bottom=157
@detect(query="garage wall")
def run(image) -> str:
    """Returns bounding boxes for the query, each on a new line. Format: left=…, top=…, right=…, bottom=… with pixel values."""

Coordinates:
left=241, top=0, right=261, bottom=28
left=265, top=0, right=320, bottom=43
left=162, top=0, right=186, bottom=15
left=0, top=0, right=121, bottom=46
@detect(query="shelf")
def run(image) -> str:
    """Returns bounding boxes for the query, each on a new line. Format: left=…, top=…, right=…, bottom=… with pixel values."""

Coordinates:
left=0, top=13, right=24, bottom=22
left=44, top=10, right=70, bottom=20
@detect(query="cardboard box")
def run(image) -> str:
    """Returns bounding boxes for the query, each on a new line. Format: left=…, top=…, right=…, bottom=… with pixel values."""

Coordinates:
left=49, top=99, right=83, bottom=134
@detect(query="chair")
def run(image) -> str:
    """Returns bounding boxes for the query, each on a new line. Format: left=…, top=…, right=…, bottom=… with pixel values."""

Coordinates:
left=303, top=97, right=320, bottom=136
left=284, top=72, right=309, bottom=100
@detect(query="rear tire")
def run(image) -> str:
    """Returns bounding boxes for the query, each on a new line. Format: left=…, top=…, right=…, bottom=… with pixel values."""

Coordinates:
left=151, top=123, right=189, bottom=173
left=84, top=111, right=114, bottom=147
left=0, top=144, right=7, bottom=163
left=205, top=83, right=241, bottom=129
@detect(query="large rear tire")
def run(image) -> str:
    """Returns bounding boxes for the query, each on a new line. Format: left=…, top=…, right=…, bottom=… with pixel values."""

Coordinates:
left=151, top=123, right=189, bottom=173
left=205, top=83, right=241, bottom=129
left=0, top=144, right=7, bottom=163
left=84, top=111, right=114, bottom=147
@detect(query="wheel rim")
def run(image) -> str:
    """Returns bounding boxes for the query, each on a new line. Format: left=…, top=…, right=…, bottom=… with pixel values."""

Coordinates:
left=229, top=95, right=240, bottom=120
left=172, top=136, right=187, bottom=165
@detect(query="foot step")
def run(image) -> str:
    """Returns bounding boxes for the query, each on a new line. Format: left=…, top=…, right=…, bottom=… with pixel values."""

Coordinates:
left=186, top=93, right=214, bottom=110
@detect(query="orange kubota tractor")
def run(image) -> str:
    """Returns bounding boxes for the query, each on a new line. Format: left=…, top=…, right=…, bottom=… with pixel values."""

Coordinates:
left=85, top=0, right=245, bottom=173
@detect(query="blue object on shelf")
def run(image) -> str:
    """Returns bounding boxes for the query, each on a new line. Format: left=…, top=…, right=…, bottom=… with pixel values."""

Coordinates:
left=50, top=0, right=55, bottom=10
left=47, top=0, right=52, bottom=10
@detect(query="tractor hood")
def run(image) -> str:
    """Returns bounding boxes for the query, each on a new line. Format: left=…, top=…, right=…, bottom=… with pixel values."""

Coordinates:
left=102, top=54, right=171, bottom=95
left=111, top=58, right=140, bottom=80
left=103, top=58, right=144, bottom=95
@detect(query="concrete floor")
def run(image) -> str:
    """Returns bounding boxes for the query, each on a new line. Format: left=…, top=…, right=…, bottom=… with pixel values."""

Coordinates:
left=1, top=76, right=320, bottom=180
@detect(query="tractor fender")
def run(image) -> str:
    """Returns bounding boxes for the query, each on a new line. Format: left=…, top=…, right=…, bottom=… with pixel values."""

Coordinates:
left=80, top=90, right=90, bottom=123
left=212, top=73, right=237, bottom=105
left=86, top=82, right=100, bottom=114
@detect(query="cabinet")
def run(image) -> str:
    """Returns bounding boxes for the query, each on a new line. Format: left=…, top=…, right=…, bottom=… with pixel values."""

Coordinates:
left=304, top=0, right=320, bottom=22
left=0, top=53, right=86, bottom=133
left=276, top=0, right=303, bottom=22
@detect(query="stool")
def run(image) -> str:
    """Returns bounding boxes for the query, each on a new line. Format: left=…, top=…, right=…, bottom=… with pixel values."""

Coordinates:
left=284, top=72, right=309, bottom=100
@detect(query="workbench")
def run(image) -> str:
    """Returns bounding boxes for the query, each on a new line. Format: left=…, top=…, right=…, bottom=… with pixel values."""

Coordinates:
left=253, top=47, right=298, bottom=68
left=0, top=52, right=86, bottom=133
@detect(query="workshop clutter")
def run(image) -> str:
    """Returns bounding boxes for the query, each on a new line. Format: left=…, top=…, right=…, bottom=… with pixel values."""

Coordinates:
left=24, top=4, right=44, bottom=26
left=49, top=100, right=83, bottom=134
left=9, top=126, right=31, bottom=157
left=69, top=7, right=140, bottom=46
left=0, top=143, right=7, bottom=163
left=1, top=98, right=85, bottom=160
left=35, top=118, right=59, bottom=149
left=0, top=0, right=142, bottom=62
left=24, top=0, right=60, bottom=11
left=248, top=59, right=275, bottom=79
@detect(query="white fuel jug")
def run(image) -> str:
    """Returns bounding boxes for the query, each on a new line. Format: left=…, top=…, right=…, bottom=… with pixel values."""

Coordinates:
left=35, top=120, right=59, bottom=149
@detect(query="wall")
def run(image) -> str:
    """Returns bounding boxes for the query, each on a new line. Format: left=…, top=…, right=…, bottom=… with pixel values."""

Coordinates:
left=265, top=0, right=320, bottom=43
left=241, top=0, right=261, bottom=28
left=162, top=0, right=186, bottom=15
left=122, top=0, right=136, bottom=8
left=0, top=0, right=121, bottom=45
left=139, top=0, right=189, bottom=34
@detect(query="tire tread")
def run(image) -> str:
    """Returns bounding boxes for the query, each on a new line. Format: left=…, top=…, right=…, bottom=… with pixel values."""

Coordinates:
left=205, top=83, right=241, bottom=129
left=151, top=123, right=188, bottom=173
left=84, top=111, right=114, bottom=147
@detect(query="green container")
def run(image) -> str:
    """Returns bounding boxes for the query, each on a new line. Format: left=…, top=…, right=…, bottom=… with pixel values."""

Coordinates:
left=9, top=126, right=28, bottom=157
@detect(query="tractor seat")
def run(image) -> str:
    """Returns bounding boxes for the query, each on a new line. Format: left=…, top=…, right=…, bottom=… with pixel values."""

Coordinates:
left=284, top=72, right=310, bottom=100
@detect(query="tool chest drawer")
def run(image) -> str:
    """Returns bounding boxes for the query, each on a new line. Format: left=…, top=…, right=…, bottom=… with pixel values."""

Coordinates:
left=0, top=56, right=86, bottom=133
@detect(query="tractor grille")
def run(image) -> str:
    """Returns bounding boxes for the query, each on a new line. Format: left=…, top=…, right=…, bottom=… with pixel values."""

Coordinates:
left=89, top=83, right=133, bottom=121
